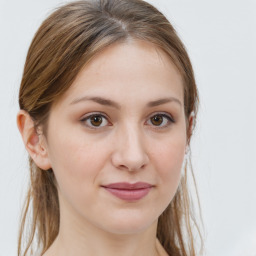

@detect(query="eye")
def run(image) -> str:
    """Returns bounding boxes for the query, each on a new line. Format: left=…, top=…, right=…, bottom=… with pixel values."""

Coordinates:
left=81, top=113, right=110, bottom=128
left=146, top=113, right=174, bottom=128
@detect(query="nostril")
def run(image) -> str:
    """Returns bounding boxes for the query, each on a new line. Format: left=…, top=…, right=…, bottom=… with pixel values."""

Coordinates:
left=117, top=162, right=148, bottom=172
left=119, top=165, right=128, bottom=170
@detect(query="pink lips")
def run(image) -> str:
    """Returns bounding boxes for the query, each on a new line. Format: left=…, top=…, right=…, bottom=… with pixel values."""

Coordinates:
left=101, top=182, right=153, bottom=201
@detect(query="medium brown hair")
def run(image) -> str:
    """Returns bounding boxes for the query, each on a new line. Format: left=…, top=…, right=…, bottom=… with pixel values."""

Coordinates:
left=18, top=0, right=202, bottom=255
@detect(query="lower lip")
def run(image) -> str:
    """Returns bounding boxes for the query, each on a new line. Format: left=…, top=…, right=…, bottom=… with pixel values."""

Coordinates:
left=103, top=187, right=152, bottom=201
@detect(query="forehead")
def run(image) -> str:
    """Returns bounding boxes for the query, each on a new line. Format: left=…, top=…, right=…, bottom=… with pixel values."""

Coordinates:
left=55, top=40, right=184, bottom=107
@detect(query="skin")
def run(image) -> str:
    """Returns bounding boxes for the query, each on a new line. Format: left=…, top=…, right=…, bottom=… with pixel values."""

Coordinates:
left=18, top=40, right=188, bottom=256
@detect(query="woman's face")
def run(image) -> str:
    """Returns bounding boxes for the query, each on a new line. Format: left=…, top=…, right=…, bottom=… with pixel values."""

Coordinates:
left=44, top=40, right=187, bottom=235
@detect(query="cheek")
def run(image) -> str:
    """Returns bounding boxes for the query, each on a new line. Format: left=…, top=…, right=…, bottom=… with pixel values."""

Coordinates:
left=48, top=128, right=106, bottom=171
left=151, top=135, right=186, bottom=189
left=47, top=136, right=112, bottom=220
left=47, top=132, right=109, bottom=197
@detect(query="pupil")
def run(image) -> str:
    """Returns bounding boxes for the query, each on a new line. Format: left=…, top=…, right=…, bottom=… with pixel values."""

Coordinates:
left=152, top=115, right=163, bottom=126
left=91, top=116, right=102, bottom=126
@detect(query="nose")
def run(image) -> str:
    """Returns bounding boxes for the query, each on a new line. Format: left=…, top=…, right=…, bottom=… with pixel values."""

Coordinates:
left=111, top=125, right=149, bottom=171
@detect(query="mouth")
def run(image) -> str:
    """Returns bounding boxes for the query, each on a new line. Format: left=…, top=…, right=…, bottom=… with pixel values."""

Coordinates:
left=101, top=182, right=154, bottom=201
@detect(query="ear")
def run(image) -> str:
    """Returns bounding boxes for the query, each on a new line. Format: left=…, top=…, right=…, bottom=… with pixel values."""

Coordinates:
left=186, top=113, right=194, bottom=146
left=17, top=110, right=51, bottom=170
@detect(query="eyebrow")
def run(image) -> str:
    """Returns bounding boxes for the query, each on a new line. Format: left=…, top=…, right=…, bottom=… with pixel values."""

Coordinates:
left=70, top=96, right=121, bottom=109
left=70, top=96, right=182, bottom=108
left=146, top=97, right=182, bottom=107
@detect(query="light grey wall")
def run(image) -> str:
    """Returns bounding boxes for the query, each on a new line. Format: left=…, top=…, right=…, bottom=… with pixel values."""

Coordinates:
left=0, top=0, right=255, bottom=255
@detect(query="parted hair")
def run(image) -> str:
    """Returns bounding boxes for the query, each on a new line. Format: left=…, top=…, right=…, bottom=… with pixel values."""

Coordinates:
left=18, top=0, right=202, bottom=255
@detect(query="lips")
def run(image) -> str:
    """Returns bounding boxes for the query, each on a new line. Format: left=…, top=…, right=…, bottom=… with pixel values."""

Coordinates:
left=101, top=182, right=153, bottom=201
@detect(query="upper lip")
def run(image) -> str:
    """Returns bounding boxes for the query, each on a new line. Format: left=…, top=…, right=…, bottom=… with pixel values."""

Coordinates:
left=101, top=182, right=153, bottom=190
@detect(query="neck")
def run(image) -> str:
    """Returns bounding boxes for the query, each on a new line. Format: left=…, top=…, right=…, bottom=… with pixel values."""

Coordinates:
left=43, top=211, right=160, bottom=256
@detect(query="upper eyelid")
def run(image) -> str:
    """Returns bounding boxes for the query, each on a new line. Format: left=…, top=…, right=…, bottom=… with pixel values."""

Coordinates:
left=146, top=112, right=175, bottom=121
left=80, top=112, right=110, bottom=121
left=80, top=113, right=111, bottom=130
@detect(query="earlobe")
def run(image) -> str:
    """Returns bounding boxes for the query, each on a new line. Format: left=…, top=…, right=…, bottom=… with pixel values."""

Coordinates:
left=17, top=110, right=51, bottom=170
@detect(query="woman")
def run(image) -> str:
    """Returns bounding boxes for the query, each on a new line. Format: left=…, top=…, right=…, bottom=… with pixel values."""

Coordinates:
left=17, top=0, right=202, bottom=255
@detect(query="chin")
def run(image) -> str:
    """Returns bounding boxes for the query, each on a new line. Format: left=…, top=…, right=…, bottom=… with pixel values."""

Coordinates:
left=99, top=212, right=158, bottom=235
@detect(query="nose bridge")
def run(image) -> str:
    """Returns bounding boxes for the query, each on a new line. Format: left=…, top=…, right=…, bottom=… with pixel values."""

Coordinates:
left=123, top=123, right=143, bottom=153
left=112, top=121, right=149, bottom=171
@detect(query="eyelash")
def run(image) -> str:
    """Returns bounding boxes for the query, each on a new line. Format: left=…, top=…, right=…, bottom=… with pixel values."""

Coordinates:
left=80, top=112, right=175, bottom=130
left=80, top=112, right=111, bottom=129
left=145, top=112, right=175, bottom=129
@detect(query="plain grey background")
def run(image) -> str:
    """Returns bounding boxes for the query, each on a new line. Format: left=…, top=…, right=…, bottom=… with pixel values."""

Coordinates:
left=0, top=0, right=255, bottom=255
